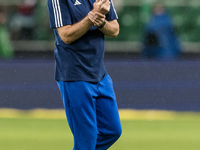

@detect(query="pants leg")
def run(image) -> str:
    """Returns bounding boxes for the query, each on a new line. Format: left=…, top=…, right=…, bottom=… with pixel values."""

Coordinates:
left=95, top=75, right=122, bottom=150
left=57, top=75, right=122, bottom=150
left=57, top=81, right=98, bottom=150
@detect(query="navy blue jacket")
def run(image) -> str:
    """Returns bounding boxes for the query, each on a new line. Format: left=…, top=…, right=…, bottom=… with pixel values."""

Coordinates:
left=142, top=12, right=181, bottom=59
left=47, top=0, right=118, bottom=82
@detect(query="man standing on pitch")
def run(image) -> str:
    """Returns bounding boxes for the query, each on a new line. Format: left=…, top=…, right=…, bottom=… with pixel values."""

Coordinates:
left=47, top=0, right=122, bottom=149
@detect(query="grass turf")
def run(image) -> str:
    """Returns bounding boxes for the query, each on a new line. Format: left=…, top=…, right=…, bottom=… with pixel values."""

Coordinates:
left=1, top=109, right=200, bottom=150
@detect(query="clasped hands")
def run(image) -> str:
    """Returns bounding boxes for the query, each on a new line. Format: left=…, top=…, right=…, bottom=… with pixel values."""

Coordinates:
left=88, top=0, right=110, bottom=28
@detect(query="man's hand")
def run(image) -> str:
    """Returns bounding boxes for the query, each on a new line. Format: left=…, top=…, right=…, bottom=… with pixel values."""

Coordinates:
left=89, top=0, right=110, bottom=28
left=92, top=0, right=110, bottom=15
left=88, top=11, right=105, bottom=28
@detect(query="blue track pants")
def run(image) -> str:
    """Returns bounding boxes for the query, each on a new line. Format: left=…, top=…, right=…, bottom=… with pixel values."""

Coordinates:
left=57, top=75, right=122, bottom=150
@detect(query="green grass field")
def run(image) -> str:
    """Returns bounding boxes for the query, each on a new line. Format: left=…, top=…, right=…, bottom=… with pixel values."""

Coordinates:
left=1, top=109, right=200, bottom=150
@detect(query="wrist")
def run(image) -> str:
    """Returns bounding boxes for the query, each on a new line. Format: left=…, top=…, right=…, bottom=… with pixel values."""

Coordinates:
left=98, top=19, right=106, bottom=28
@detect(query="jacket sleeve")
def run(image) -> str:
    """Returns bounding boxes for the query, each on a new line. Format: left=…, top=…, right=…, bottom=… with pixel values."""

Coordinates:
left=106, top=0, right=118, bottom=21
left=47, top=0, right=72, bottom=29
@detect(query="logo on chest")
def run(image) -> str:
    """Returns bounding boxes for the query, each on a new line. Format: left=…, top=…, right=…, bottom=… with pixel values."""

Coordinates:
left=74, top=0, right=81, bottom=5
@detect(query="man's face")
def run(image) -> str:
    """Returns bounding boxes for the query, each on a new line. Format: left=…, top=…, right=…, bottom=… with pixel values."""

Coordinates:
left=153, top=5, right=165, bottom=15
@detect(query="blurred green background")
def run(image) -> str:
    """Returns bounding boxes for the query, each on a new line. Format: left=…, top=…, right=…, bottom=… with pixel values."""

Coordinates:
left=1, top=1, right=200, bottom=149
left=0, top=0, right=200, bottom=53
left=15, top=0, right=200, bottom=42
left=1, top=110, right=200, bottom=150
